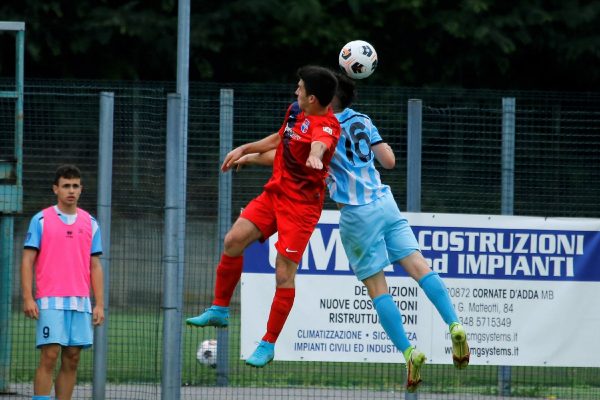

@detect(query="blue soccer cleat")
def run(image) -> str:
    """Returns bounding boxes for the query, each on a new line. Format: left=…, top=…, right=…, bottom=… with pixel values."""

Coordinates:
left=186, top=306, right=229, bottom=328
left=245, top=340, right=275, bottom=368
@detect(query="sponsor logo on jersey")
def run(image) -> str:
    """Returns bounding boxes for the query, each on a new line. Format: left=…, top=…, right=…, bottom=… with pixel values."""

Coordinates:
left=301, top=119, right=310, bottom=133
left=323, top=126, right=333, bottom=135
left=284, top=126, right=302, bottom=140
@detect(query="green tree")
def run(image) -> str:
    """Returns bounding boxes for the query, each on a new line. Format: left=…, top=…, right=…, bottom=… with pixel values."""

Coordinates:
left=1, top=0, right=598, bottom=90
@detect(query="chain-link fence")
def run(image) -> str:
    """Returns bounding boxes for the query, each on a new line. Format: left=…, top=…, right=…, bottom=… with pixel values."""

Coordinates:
left=1, top=79, right=599, bottom=399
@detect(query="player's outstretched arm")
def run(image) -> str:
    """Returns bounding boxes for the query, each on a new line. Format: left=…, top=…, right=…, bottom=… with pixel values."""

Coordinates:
left=234, top=149, right=276, bottom=171
left=372, top=142, right=395, bottom=169
left=221, top=133, right=280, bottom=172
left=306, top=141, right=327, bottom=170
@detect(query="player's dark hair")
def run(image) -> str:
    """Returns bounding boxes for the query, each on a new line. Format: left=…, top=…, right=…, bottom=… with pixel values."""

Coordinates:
left=54, top=164, right=82, bottom=185
left=334, top=72, right=356, bottom=110
left=297, top=66, right=338, bottom=107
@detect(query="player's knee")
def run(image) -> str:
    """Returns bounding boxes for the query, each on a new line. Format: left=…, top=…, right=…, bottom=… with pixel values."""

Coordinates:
left=39, top=347, right=60, bottom=369
left=400, top=251, right=431, bottom=279
left=223, top=231, right=245, bottom=254
left=275, top=274, right=294, bottom=287
left=275, top=262, right=297, bottom=287
left=61, top=349, right=81, bottom=370
left=224, top=225, right=260, bottom=255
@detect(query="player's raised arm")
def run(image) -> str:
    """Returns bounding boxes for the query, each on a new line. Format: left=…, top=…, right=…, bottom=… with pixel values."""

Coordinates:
left=221, top=133, right=280, bottom=172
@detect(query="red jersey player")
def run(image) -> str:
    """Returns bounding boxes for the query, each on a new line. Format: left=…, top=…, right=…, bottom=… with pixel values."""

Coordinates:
left=187, top=65, right=340, bottom=368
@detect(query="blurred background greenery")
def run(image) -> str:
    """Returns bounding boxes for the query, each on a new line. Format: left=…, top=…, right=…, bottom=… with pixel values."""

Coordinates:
left=1, top=0, right=599, bottom=90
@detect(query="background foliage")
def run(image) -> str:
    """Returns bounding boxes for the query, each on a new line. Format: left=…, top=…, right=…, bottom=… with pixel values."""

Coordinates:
left=1, top=0, right=599, bottom=90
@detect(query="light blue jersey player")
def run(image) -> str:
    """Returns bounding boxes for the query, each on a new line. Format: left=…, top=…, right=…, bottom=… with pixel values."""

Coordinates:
left=223, top=74, right=472, bottom=392
left=327, top=108, right=390, bottom=205
left=327, top=73, right=471, bottom=392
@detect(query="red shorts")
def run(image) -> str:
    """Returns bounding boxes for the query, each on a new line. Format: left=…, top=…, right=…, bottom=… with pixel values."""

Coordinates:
left=241, top=190, right=323, bottom=264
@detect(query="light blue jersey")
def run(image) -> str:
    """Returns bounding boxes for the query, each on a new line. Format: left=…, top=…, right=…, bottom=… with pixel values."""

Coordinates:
left=24, top=205, right=102, bottom=313
left=327, top=108, right=390, bottom=205
left=328, top=107, right=419, bottom=279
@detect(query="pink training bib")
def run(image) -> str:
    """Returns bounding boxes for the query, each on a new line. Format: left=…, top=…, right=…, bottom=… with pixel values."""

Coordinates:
left=35, top=207, right=93, bottom=298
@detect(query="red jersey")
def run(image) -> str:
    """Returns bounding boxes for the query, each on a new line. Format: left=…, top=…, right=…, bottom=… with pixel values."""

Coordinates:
left=264, top=102, right=341, bottom=203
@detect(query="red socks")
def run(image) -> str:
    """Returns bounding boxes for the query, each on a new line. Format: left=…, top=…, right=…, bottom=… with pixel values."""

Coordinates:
left=213, top=254, right=296, bottom=344
left=262, top=288, right=295, bottom=343
left=213, top=254, right=243, bottom=307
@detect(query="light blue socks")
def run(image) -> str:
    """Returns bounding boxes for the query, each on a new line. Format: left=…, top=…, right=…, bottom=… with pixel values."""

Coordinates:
left=373, top=293, right=411, bottom=352
left=419, top=271, right=458, bottom=325
left=32, top=396, right=51, bottom=400
left=374, top=272, right=458, bottom=356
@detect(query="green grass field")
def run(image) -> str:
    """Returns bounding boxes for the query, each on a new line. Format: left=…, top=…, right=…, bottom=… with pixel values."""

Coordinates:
left=10, top=311, right=600, bottom=399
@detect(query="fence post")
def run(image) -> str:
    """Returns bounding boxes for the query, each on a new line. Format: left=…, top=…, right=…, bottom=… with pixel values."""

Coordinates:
left=93, top=92, right=114, bottom=400
left=406, top=99, right=422, bottom=400
left=0, top=217, right=13, bottom=393
left=0, top=22, right=25, bottom=393
left=407, top=99, right=422, bottom=213
left=499, top=97, right=516, bottom=396
left=162, top=94, right=182, bottom=400
left=501, top=97, right=516, bottom=215
left=216, top=88, right=234, bottom=386
left=175, top=3, right=190, bottom=398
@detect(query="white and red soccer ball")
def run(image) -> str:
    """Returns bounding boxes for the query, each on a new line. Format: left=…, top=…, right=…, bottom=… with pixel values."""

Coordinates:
left=338, top=40, right=378, bottom=79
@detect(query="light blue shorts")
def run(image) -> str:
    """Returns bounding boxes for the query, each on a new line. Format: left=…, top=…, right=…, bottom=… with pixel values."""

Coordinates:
left=339, top=191, right=420, bottom=281
left=36, top=309, right=93, bottom=349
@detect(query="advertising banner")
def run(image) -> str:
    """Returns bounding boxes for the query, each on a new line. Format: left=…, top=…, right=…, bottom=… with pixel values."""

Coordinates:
left=240, top=211, right=600, bottom=367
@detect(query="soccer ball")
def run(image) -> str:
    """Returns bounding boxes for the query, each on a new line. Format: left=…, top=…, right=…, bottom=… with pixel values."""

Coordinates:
left=338, top=40, right=378, bottom=79
left=196, top=339, right=217, bottom=368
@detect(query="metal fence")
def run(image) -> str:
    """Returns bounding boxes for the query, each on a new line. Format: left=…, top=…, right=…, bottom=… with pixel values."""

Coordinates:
left=1, top=79, right=599, bottom=399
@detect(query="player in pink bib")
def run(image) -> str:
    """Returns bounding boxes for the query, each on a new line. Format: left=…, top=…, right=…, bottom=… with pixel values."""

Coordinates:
left=21, top=164, right=104, bottom=400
